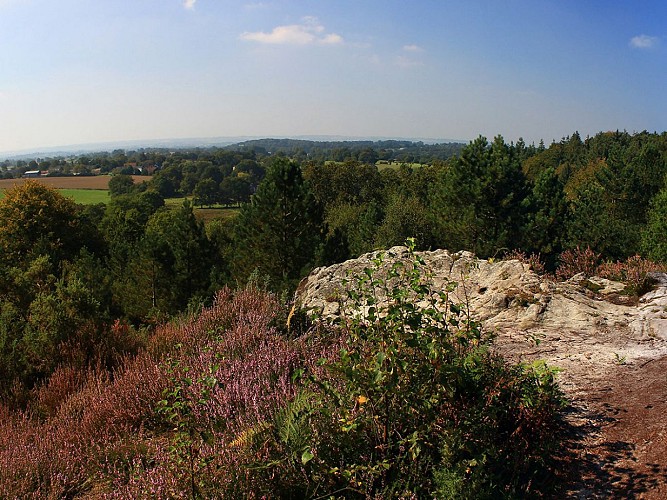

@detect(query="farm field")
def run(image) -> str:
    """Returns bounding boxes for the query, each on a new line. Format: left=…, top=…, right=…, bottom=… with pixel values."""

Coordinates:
left=0, top=177, right=240, bottom=222
left=0, top=187, right=109, bottom=205
left=58, top=189, right=110, bottom=204
left=0, top=175, right=148, bottom=205
left=0, top=175, right=147, bottom=190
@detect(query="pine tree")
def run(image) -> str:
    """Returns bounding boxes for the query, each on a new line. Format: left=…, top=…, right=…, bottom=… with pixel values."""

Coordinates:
left=429, top=136, right=528, bottom=257
left=233, top=158, right=324, bottom=291
left=522, top=167, right=569, bottom=269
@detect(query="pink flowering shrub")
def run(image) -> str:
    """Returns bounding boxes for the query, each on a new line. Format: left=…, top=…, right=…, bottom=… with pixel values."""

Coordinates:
left=503, top=249, right=546, bottom=275
left=0, top=285, right=335, bottom=498
left=555, top=246, right=601, bottom=280
left=596, top=255, right=666, bottom=296
left=553, top=248, right=665, bottom=296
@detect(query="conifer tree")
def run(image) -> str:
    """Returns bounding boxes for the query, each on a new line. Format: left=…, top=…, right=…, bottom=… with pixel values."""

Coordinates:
left=429, top=136, right=528, bottom=257
left=233, top=158, right=324, bottom=291
left=522, top=167, right=569, bottom=269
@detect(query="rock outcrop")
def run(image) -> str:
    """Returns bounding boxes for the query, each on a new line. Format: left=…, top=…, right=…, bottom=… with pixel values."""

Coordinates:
left=295, top=246, right=667, bottom=395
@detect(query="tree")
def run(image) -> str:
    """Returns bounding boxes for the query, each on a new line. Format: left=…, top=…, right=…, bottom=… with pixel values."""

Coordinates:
left=142, top=202, right=213, bottom=312
left=108, top=174, right=135, bottom=197
left=303, top=160, right=383, bottom=209
left=220, top=176, right=252, bottom=206
left=566, top=183, right=630, bottom=259
left=233, top=158, right=324, bottom=291
left=522, top=167, right=569, bottom=268
left=429, top=136, right=528, bottom=257
left=193, top=178, right=218, bottom=208
left=641, top=188, right=667, bottom=262
left=374, top=194, right=434, bottom=250
left=0, top=181, right=83, bottom=270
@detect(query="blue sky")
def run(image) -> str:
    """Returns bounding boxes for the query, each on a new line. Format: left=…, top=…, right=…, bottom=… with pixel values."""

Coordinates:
left=0, top=0, right=665, bottom=153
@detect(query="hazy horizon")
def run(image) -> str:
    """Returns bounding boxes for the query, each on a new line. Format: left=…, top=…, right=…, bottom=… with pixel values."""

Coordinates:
left=1, top=1, right=665, bottom=153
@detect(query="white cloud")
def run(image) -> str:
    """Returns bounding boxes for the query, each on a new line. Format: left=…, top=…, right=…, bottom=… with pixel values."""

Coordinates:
left=403, top=44, right=423, bottom=52
left=395, top=55, right=424, bottom=69
left=183, top=0, right=196, bottom=10
left=629, top=34, right=658, bottom=49
left=240, top=17, right=343, bottom=45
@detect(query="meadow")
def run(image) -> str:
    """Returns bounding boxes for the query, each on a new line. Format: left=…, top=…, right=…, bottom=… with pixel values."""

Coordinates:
left=164, top=197, right=240, bottom=222
left=376, top=160, right=426, bottom=170
left=0, top=176, right=239, bottom=221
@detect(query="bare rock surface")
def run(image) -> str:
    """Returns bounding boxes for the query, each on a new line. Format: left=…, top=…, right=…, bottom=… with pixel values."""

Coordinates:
left=295, top=246, right=667, bottom=498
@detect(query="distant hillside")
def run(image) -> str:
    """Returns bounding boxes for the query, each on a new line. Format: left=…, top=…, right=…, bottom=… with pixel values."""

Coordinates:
left=226, top=138, right=466, bottom=163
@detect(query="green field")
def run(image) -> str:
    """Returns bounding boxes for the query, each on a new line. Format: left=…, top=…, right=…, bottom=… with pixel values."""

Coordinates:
left=0, top=187, right=239, bottom=222
left=0, top=187, right=110, bottom=205
left=58, top=189, right=110, bottom=204
left=165, top=197, right=240, bottom=223
left=376, top=161, right=426, bottom=171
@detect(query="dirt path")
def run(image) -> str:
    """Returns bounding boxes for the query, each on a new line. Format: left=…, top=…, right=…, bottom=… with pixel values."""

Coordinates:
left=555, top=356, right=667, bottom=498
left=495, top=318, right=667, bottom=498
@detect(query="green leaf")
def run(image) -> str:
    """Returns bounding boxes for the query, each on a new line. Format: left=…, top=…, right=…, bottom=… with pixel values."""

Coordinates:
left=301, top=449, right=315, bottom=464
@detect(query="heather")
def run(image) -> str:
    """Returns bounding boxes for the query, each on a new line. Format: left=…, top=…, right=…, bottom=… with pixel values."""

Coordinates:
left=507, top=247, right=667, bottom=297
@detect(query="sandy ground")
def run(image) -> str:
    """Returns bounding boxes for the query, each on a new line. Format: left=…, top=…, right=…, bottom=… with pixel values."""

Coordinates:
left=495, top=292, right=667, bottom=498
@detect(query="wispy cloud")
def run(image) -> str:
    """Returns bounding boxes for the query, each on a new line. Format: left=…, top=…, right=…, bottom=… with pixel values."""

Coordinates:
left=629, top=34, right=658, bottom=49
left=183, top=0, right=196, bottom=10
left=403, top=44, right=423, bottom=52
left=0, top=0, right=22, bottom=9
left=395, top=55, right=424, bottom=69
left=240, top=17, right=343, bottom=45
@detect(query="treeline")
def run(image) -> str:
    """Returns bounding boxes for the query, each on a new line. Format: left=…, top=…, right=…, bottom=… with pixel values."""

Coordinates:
left=1, top=129, right=667, bottom=402
left=227, top=138, right=465, bottom=163
left=0, top=147, right=260, bottom=178
left=0, top=138, right=465, bottom=178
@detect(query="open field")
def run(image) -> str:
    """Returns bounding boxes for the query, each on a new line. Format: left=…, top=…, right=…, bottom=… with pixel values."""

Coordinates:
left=376, top=161, right=426, bottom=171
left=0, top=177, right=239, bottom=221
left=164, top=197, right=240, bottom=223
left=0, top=187, right=109, bottom=205
left=0, top=175, right=147, bottom=190
left=58, top=189, right=110, bottom=204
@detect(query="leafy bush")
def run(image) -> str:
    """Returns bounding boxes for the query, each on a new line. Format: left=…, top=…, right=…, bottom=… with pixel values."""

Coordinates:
left=244, top=239, right=565, bottom=497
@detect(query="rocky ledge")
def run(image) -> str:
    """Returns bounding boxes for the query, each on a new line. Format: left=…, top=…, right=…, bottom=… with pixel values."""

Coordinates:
left=295, top=246, right=667, bottom=395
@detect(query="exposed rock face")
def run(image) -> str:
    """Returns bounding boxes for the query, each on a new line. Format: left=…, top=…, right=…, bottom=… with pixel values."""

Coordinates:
left=295, top=246, right=667, bottom=394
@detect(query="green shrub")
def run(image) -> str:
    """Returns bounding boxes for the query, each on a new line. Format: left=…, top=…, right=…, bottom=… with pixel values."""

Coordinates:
left=249, top=239, right=566, bottom=497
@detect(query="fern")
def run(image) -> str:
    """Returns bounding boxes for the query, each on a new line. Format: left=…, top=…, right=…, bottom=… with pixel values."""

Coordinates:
left=229, top=421, right=271, bottom=449
left=273, top=389, right=316, bottom=463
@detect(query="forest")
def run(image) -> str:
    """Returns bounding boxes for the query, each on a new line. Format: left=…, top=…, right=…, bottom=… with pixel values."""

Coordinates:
left=1, top=129, right=667, bottom=497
